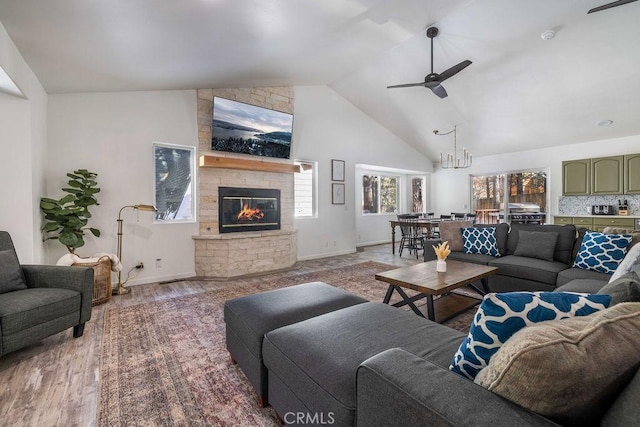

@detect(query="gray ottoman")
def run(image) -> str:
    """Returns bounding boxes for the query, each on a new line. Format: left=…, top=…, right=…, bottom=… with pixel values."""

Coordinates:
left=224, top=282, right=367, bottom=406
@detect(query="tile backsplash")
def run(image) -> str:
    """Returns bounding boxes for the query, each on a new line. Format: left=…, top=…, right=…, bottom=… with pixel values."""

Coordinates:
left=558, top=195, right=640, bottom=216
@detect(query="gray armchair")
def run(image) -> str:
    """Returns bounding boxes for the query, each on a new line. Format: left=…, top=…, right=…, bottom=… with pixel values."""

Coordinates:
left=0, top=231, right=93, bottom=357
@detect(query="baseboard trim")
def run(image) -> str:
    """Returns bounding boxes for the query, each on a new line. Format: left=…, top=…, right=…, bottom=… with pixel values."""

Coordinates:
left=296, top=248, right=357, bottom=261
left=114, top=271, right=197, bottom=287
left=356, top=239, right=391, bottom=247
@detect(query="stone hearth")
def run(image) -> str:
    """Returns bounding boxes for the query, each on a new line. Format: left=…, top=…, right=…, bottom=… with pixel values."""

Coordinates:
left=193, top=230, right=296, bottom=278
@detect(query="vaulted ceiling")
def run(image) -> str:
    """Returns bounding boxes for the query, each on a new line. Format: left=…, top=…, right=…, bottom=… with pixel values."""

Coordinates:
left=1, top=0, right=639, bottom=161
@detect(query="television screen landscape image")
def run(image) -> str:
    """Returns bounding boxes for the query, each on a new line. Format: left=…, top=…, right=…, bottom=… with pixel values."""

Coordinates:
left=211, top=97, right=293, bottom=159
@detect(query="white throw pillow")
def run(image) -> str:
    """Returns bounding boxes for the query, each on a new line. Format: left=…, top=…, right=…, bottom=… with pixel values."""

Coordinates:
left=610, top=243, right=640, bottom=282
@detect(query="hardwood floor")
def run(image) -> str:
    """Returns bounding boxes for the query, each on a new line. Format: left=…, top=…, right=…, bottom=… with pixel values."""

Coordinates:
left=0, top=244, right=420, bottom=426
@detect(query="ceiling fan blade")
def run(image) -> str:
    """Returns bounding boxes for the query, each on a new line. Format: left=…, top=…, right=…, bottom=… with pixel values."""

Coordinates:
left=387, top=82, right=425, bottom=89
left=437, top=60, right=472, bottom=82
left=588, top=0, right=637, bottom=13
left=430, top=84, right=448, bottom=99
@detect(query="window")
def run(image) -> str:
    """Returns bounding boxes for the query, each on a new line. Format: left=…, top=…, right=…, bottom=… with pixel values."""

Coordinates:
left=412, top=177, right=425, bottom=213
left=471, top=169, right=547, bottom=224
left=153, top=142, right=196, bottom=223
left=362, top=174, right=398, bottom=214
left=294, top=160, right=316, bottom=217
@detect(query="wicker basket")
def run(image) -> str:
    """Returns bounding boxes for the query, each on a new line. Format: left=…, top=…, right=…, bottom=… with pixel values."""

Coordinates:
left=73, top=256, right=112, bottom=306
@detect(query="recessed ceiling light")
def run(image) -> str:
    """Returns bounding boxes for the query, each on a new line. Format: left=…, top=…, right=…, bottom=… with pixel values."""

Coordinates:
left=597, top=119, right=613, bottom=126
left=541, top=30, right=555, bottom=40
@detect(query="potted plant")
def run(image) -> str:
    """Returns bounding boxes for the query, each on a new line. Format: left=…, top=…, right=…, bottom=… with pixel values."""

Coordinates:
left=40, top=169, right=101, bottom=253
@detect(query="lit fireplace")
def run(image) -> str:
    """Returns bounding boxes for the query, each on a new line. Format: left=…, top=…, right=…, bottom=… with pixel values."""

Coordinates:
left=218, top=187, right=280, bottom=233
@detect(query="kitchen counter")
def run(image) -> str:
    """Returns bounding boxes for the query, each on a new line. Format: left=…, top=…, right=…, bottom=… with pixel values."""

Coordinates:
left=554, top=214, right=640, bottom=218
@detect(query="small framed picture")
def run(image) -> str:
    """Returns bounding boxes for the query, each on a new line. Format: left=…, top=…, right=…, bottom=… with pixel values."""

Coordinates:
left=331, top=159, right=345, bottom=182
left=332, top=183, right=345, bottom=205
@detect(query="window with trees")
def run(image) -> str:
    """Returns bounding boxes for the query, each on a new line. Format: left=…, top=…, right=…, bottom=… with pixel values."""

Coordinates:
left=294, top=160, right=316, bottom=217
left=362, top=174, right=398, bottom=214
left=412, top=177, right=425, bottom=213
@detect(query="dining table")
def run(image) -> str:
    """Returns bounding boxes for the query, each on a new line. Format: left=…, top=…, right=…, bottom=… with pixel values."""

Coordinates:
left=389, top=218, right=442, bottom=255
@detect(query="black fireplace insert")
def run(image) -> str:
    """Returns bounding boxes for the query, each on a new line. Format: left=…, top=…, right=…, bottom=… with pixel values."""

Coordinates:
left=218, top=187, right=281, bottom=233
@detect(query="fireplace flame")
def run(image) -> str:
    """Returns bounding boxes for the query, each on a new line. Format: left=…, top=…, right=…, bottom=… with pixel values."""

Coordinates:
left=237, top=204, right=265, bottom=222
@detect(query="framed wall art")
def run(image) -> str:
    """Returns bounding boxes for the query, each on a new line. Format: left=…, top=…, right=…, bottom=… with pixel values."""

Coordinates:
left=331, top=159, right=345, bottom=182
left=332, top=183, right=345, bottom=205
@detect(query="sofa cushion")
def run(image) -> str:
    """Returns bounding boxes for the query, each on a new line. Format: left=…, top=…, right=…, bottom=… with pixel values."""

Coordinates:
left=573, top=231, right=632, bottom=274
left=447, top=251, right=497, bottom=265
left=602, top=364, right=640, bottom=426
left=449, top=291, right=610, bottom=380
left=263, top=302, right=465, bottom=426
left=609, top=241, right=640, bottom=282
left=597, top=265, right=640, bottom=305
left=488, top=255, right=568, bottom=285
left=555, top=279, right=607, bottom=294
left=572, top=227, right=589, bottom=263
left=462, top=227, right=500, bottom=257
left=507, top=223, right=576, bottom=265
left=474, top=303, right=640, bottom=426
left=438, top=220, right=472, bottom=251
left=0, top=288, right=80, bottom=334
left=513, top=230, right=558, bottom=262
left=475, top=223, right=510, bottom=256
left=556, top=266, right=611, bottom=287
left=0, top=249, right=27, bottom=294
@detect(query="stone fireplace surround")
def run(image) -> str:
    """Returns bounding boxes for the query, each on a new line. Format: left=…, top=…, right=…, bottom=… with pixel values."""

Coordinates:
left=193, top=87, right=297, bottom=278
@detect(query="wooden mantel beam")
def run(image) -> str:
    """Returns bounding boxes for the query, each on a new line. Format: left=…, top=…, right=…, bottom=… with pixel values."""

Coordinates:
left=199, top=154, right=301, bottom=174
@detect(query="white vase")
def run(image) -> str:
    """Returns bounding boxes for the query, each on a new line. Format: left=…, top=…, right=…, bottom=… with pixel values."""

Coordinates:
left=436, top=259, right=447, bottom=273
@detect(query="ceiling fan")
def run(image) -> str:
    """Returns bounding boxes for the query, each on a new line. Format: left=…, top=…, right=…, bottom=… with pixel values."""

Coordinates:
left=588, top=0, right=637, bottom=13
left=386, top=27, right=472, bottom=99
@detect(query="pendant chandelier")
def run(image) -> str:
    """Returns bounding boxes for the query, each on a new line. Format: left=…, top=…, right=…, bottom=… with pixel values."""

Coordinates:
left=434, top=125, right=472, bottom=169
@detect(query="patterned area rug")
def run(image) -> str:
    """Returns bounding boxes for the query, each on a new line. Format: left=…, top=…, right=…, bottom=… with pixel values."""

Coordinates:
left=98, top=261, right=478, bottom=426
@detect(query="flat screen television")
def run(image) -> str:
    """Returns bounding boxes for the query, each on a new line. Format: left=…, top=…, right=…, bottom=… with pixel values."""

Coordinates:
left=211, top=97, right=293, bottom=159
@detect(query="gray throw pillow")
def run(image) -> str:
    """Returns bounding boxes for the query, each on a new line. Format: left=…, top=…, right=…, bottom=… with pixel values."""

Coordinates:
left=598, top=265, right=640, bottom=305
left=0, top=249, right=27, bottom=294
left=439, top=220, right=473, bottom=251
left=513, top=230, right=558, bottom=262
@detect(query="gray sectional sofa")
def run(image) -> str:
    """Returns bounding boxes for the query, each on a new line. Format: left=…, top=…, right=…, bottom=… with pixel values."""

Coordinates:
left=442, top=222, right=612, bottom=293
left=225, top=223, right=640, bottom=426
left=261, top=297, right=640, bottom=426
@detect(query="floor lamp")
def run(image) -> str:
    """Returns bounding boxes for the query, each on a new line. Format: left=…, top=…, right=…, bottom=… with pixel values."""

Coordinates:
left=113, top=204, right=157, bottom=295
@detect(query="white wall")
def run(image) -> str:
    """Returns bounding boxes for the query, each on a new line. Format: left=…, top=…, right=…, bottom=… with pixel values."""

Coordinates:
left=432, top=134, right=640, bottom=217
left=47, top=90, right=198, bottom=285
left=0, top=21, right=47, bottom=263
left=292, top=86, right=431, bottom=259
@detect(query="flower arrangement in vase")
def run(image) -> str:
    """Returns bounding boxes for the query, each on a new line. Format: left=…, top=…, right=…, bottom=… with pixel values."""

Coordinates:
left=432, top=241, right=451, bottom=272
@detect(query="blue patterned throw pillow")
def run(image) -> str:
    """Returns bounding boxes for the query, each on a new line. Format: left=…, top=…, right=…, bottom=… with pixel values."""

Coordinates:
left=449, top=292, right=611, bottom=380
left=573, top=231, right=632, bottom=274
left=462, top=227, right=500, bottom=257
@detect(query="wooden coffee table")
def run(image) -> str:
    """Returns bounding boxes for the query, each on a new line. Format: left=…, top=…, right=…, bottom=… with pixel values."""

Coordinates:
left=375, top=260, right=498, bottom=323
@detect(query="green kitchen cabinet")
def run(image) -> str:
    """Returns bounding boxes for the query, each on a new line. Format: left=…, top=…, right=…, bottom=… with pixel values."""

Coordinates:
left=624, top=154, right=640, bottom=194
left=572, top=217, right=594, bottom=228
left=591, top=156, right=624, bottom=195
left=593, top=217, right=636, bottom=233
left=562, top=159, right=590, bottom=195
left=553, top=216, right=573, bottom=225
